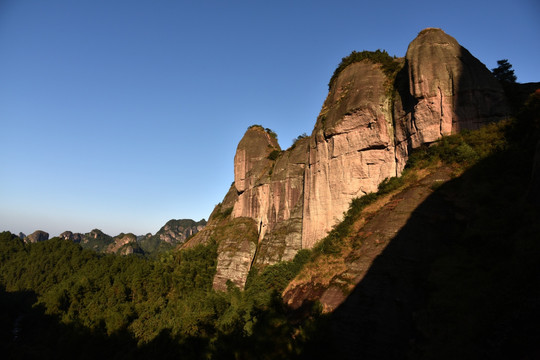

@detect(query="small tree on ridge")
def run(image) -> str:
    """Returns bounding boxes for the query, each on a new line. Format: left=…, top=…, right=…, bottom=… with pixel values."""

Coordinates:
left=492, top=59, right=517, bottom=84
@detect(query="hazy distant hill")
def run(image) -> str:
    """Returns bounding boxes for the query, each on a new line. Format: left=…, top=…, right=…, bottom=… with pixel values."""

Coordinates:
left=55, top=219, right=206, bottom=256
left=138, top=219, right=206, bottom=254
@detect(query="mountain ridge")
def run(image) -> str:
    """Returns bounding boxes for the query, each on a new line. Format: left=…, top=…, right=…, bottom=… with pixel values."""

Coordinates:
left=185, top=28, right=511, bottom=290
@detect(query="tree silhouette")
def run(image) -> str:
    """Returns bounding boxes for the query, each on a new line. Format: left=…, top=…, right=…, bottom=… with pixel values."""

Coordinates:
left=492, top=59, right=517, bottom=83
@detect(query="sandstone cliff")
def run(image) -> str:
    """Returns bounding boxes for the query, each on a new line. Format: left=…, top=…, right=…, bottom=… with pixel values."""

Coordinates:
left=303, top=60, right=402, bottom=247
left=402, top=28, right=509, bottom=147
left=185, top=28, right=510, bottom=289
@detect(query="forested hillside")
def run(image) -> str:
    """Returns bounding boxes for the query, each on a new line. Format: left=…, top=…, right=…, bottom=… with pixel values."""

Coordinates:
left=0, top=231, right=318, bottom=358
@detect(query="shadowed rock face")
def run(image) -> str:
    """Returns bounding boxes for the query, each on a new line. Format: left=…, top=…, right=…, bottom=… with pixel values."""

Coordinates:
left=186, top=28, right=511, bottom=289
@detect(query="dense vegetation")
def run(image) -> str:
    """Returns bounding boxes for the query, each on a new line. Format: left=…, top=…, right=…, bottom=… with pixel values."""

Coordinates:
left=247, top=124, right=278, bottom=141
left=0, top=232, right=317, bottom=358
left=328, top=49, right=401, bottom=90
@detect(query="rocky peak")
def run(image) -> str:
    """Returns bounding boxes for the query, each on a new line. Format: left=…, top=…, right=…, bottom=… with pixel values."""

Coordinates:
left=303, top=59, right=401, bottom=248
left=59, top=231, right=82, bottom=243
left=404, top=28, right=508, bottom=146
left=89, top=229, right=105, bottom=239
left=107, top=233, right=143, bottom=255
left=156, top=219, right=206, bottom=245
left=234, top=125, right=280, bottom=194
left=24, top=230, right=49, bottom=243
left=185, top=28, right=512, bottom=290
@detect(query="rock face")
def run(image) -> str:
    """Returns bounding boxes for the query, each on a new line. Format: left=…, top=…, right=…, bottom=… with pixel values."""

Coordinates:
left=232, top=125, right=308, bottom=264
left=402, top=28, right=509, bottom=147
left=253, top=138, right=308, bottom=266
left=108, top=233, right=143, bottom=255
left=59, top=231, right=82, bottom=243
left=155, top=219, right=206, bottom=245
left=211, top=218, right=259, bottom=291
left=185, top=28, right=510, bottom=289
left=24, top=230, right=49, bottom=243
left=77, top=229, right=145, bottom=255
left=302, top=61, right=402, bottom=248
left=186, top=126, right=307, bottom=289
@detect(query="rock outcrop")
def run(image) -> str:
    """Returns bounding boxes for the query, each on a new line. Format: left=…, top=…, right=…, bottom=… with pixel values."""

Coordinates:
left=138, top=219, right=206, bottom=254
left=185, top=28, right=510, bottom=289
left=154, top=219, right=206, bottom=245
left=185, top=126, right=307, bottom=289
left=79, top=229, right=114, bottom=252
left=252, top=137, right=308, bottom=266
left=232, top=125, right=308, bottom=264
left=108, top=233, right=143, bottom=255
left=402, top=28, right=509, bottom=147
left=59, top=231, right=82, bottom=243
left=302, top=60, right=402, bottom=247
left=211, top=217, right=259, bottom=291
left=24, top=230, right=49, bottom=243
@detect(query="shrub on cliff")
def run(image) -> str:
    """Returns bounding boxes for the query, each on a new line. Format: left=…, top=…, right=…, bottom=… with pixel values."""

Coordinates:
left=328, top=49, right=401, bottom=90
left=267, top=150, right=280, bottom=161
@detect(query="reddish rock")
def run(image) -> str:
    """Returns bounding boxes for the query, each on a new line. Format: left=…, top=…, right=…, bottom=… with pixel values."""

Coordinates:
left=186, top=28, right=511, bottom=289
left=404, top=28, right=509, bottom=147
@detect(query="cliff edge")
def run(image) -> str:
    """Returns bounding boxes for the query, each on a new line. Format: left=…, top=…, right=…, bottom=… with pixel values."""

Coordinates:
left=185, top=28, right=510, bottom=290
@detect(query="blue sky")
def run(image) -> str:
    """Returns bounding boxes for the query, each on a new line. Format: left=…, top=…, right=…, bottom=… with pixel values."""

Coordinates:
left=1, top=0, right=539, bottom=237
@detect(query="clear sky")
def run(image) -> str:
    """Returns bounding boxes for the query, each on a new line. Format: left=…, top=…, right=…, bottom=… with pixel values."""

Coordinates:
left=1, top=0, right=539, bottom=237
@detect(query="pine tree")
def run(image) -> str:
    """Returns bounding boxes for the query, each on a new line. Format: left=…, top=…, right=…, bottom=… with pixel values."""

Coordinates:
left=492, top=59, right=517, bottom=83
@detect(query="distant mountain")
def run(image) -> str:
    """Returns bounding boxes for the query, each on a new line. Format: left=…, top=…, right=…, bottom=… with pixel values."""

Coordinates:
left=78, top=229, right=114, bottom=252
left=108, top=233, right=144, bottom=255
left=53, top=219, right=206, bottom=256
left=23, top=230, right=49, bottom=243
left=138, top=219, right=206, bottom=254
